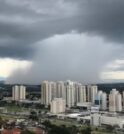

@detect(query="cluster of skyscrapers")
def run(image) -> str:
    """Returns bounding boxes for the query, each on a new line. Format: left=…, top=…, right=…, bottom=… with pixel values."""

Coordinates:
left=11, top=81, right=124, bottom=114
left=41, top=80, right=99, bottom=108
left=41, top=80, right=124, bottom=113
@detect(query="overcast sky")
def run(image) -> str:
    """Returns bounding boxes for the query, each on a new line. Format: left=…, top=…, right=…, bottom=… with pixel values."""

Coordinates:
left=0, top=0, right=124, bottom=84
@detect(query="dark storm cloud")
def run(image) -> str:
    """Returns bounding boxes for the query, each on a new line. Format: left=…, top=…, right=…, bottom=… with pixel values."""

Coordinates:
left=6, top=33, right=123, bottom=84
left=0, top=0, right=124, bottom=59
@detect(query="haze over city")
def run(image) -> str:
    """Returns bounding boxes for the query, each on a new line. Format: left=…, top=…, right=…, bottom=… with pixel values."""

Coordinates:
left=0, top=0, right=124, bottom=84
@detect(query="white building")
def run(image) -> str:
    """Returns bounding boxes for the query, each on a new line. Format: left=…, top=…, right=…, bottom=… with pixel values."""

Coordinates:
left=41, top=81, right=48, bottom=105
left=77, top=102, right=92, bottom=110
left=56, top=81, right=66, bottom=99
left=41, top=81, right=57, bottom=106
left=87, top=85, right=98, bottom=104
left=12, top=85, right=26, bottom=101
left=95, top=90, right=103, bottom=106
left=109, top=89, right=122, bottom=112
left=91, top=113, right=124, bottom=129
left=50, top=98, right=66, bottom=114
left=109, top=89, right=117, bottom=112
left=41, top=81, right=66, bottom=106
left=101, top=92, right=107, bottom=110
left=95, top=91, right=107, bottom=110
left=49, top=82, right=57, bottom=100
left=77, top=85, right=86, bottom=103
left=66, top=80, right=75, bottom=108
left=116, top=93, right=122, bottom=112
left=122, top=91, right=124, bottom=109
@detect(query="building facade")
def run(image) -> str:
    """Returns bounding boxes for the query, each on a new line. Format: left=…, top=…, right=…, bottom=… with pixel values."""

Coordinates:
left=109, top=89, right=122, bottom=112
left=50, top=98, right=66, bottom=114
left=12, top=85, right=26, bottom=101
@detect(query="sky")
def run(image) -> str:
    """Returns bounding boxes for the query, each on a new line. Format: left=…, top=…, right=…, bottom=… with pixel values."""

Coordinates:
left=0, top=0, right=124, bottom=84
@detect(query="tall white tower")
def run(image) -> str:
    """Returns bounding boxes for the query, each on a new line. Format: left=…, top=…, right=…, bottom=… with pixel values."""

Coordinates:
left=109, top=89, right=122, bottom=112
left=95, top=90, right=103, bottom=107
left=87, top=85, right=98, bottom=104
left=56, top=81, right=66, bottom=99
left=41, top=81, right=51, bottom=106
left=49, top=82, right=57, bottom=100
left=12, top=85, right=19, bottom=101
left=122, top=91, right=124, bottom=109
left=116, top=93, right=122, bottom=112
left=12, top=85, right=26, bottom=101
left=101, top=92, right=107, bottom=110
left=91, top=85, right=98, bottom=104
left=66, top=80, right=75, bottom=108
left=19, top=85, right=26, bottom=100
left=109, top=89, right=118, bottom=112
left=78, top=85, right=86, bottom=103
left=95, top=91, right=107, bottom=110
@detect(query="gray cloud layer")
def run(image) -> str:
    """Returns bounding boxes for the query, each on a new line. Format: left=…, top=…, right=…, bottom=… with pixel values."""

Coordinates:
left=1, top=0, right=124, bottom=83
left=6, top=33, right=124, bottom=84
left=1, top=0, right=124, bottom=59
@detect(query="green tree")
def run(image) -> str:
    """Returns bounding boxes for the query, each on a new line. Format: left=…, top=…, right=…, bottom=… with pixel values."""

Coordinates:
left=68, top=125, right=78, bottom=134
left=48, top=125, right=70, bottom=134
left=29, top=110, right=38, bottom=120
left=106, top=125, right=114, bottom=132
left=81, top=126, right=91, bottom=134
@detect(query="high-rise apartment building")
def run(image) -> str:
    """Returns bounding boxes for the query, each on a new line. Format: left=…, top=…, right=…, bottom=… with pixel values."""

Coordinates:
left=101, top=92, right=107, bottom=110
left=41, top=81, right=51, bottom=105
left=66, top=80, right=75, bottom=108
left=12, top=85, right=26, bottom=101
left=77, top=84, right=86, bottom=103
left=109, top=89, right=118, bottom=112
left=95, top=90, right=102, bottom=106
left=116, top=93, right=122, bottom=112
left=49, top=82, right=57, bottom=100
left=109, top=89, right=122, bottom=112
left=56, top=81, right=66, bottom=99
left=50, top=98, right=66, bottom=114
left=122, top=91, right=124, bottom=109
left=87, top=85, right=98, bottom=104
left=95, top=91, right=107, bottom=110
left=41, top=81, right=58, bottom=106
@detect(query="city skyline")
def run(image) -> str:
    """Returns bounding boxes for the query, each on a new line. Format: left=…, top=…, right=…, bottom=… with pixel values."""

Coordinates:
left=0, top=0, right=124, bottom=84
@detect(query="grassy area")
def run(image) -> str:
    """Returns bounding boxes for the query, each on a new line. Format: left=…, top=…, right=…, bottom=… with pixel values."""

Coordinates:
left=50, top=119, right=76, bottom=126
left=0, top=114, right=20, bottom=120
left=49, top=119, right=116, bottom=134
left=6, top=105, right=29, bottom=112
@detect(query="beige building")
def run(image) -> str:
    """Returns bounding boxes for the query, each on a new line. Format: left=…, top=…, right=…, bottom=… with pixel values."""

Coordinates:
left=101, top=92, right=107, bottom=110
left=56, top=81, right=66, bottom=99
left=122, top=91, right=124, bottom=109
left=87, top=85, right=98, bottom=104
left=109, top=89, right=122, bottom=112
left=91, top=113, right=124, bottom=129
left=78, top=85, right=86, bottom=103
left=41, top=81, right=51, bottom=106
left=50, top=98, right=66, bottom=114
left=12, top=85, right=26, bottom=101
left=66, top=80, right=75, bottom=108
left=41, top=81, right=58, bottom=106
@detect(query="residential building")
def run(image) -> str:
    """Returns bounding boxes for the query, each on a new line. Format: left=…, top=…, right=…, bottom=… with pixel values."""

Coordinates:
left=12, top=85, right=26, bottom=101
left=50, top=98, right=66, bottom=114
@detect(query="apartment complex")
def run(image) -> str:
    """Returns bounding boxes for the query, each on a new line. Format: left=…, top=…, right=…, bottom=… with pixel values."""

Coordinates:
left=12, top=85, right=26, bottom=101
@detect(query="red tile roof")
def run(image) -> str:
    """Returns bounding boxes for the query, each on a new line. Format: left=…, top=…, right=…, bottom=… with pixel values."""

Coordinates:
left=2, top=128, right=21, bottom=134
